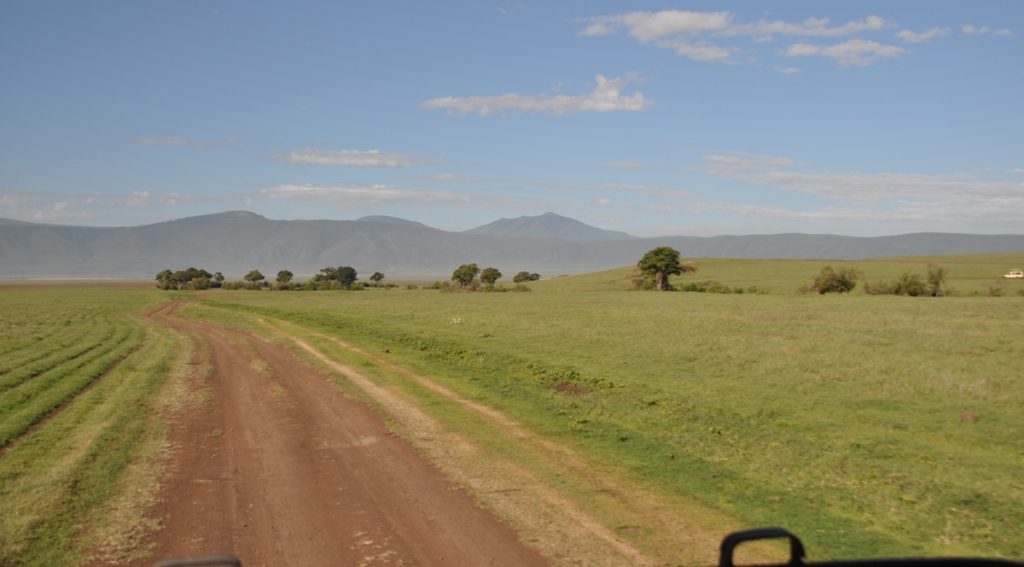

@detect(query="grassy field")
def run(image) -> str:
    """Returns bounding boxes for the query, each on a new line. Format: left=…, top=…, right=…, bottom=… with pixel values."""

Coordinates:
left=0, top=254, right=1021, bottom=564
left=538, top=253, right=1024, bottom=295
left=186, top=254, right=1024, bottom=560
left=0, top=287, right=184, bottom=566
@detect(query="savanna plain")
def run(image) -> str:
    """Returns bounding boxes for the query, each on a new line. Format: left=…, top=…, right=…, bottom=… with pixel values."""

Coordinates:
left=1, top=254, right=1022, bottom=566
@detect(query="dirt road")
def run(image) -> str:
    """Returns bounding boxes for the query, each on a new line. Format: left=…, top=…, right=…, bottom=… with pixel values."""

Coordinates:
left=141, top=303, right=547, bottom=566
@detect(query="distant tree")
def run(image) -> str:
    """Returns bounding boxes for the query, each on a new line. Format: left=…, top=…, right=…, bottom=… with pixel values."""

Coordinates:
left=637, top=247, right=694, bottom=291
left=338, top=266, right=358, bottom=289
left=212, top=272, right=225, bottom=288
left=512, top=271, right=542, bottom=283
left=451, top=263, right=480, bottom=287
left=808, top=266, right=858, bottom=294
left=276, top=270, right=293, bottom=285
left=480, top=267, right=502, bottom=285
left=155, top=269, right=173, bottom=290
left=370, top=272, right=385, bottom=283
left=157, top=267, right=215, bottom=290
left=315, top=267, right=339, bottom=282
left=244, top=270, right=265, bottom=288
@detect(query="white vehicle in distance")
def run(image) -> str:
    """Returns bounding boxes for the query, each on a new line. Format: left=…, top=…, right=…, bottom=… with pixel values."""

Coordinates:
left=1004, top=269, right=1024, bottom=279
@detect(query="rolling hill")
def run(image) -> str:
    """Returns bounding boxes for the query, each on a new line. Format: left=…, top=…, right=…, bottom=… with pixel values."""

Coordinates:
left=2, top=210, right=1023, bottom=279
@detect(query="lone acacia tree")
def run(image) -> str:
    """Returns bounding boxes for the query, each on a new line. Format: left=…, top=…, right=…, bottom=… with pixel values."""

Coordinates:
left=637, top=246, right=694, bottom=291
left=244, top=269, right=265, bottom=288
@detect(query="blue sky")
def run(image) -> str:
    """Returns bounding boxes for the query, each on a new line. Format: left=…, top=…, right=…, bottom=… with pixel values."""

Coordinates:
left=1, top=1, right=1022, bottom=236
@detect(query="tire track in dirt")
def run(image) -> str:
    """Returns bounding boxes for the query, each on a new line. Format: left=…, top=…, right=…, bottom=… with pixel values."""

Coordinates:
left=271, top=320, right=738, bottom=566
left=140, top=303, right=548, bottom=566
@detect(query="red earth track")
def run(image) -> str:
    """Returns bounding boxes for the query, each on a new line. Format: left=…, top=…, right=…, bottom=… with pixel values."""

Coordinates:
left=134, top=303, right=548, bottom=566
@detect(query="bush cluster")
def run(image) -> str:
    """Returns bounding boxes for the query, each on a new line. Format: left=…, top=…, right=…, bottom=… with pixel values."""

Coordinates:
left=804, top=266, right=859, bottom=294
left=864, top=266, right=948, bottom=297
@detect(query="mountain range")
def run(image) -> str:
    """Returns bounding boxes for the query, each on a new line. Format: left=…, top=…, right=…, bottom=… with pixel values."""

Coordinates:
left=2, top=211, right=1023, bottom=279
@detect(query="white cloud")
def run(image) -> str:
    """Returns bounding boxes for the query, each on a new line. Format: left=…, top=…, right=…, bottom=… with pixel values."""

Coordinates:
left=605, top=160, right=642, bottom=169
left=420, top=75, right=650, bottom=116
left=962, top=25, right=1013, bottom=36
left=260, top=184, right=469, bottom=204
left=582, top=11, right=896, bottom=63
left=279, top=149, right=418, bottom=168
left=609, top=10, right=734, bottom=42
left=777, top=66, right=800, bottom=75
left=581, top=23, right=614, bottom=37
left=726, top=15, right=888, bottom=38
left=596, top=197, right=612, bottom=206
left=658, top=40, right=735, bottom=62
left=897, top=27, right=950, bottom=43
left=585, top=11, right=890, bottom=41
left=784, top=39, right=906, bottom=66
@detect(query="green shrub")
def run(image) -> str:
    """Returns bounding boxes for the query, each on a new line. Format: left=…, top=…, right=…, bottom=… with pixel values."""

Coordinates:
left=806, top=266, right=858, bottom=294
left=865, top=272, right=931, bottom=297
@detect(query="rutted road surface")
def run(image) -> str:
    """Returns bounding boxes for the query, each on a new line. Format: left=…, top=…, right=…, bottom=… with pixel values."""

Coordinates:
left=141, top=303, right=548, bottom=566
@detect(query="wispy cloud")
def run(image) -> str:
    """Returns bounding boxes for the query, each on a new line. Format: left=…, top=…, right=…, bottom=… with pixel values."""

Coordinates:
left=278, top=149, right=422, bottom=168
left=260, top=184, right=469, bottom=204
left=705, top=153, right=1024, bottom=201
left=580, top=10, right=893, bottom=64
left=897, top=27, right=950, bottom=43
left=420, top=75, right=650, bottom=116
left=784, top=39, right=906, bottom=67
left=0, top=190, right=216, bottom=223
left=962, top=25, right=1013, bottom=37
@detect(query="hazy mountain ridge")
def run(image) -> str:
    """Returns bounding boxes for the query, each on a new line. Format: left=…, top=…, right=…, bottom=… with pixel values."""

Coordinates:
left=464, top=212, right=634, bottom=241
left=2, top=211, right=1023, bottom=278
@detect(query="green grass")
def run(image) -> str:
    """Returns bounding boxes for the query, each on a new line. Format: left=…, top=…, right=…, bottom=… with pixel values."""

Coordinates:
left=0, top=287, right=180, bottom=566
left=532, top=253, right=1024, bottom=295
left=188, top=253, right=1024, bottom=560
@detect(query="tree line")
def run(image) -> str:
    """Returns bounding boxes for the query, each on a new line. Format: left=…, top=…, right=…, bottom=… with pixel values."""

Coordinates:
left=156, top=266, right=388, bottom=291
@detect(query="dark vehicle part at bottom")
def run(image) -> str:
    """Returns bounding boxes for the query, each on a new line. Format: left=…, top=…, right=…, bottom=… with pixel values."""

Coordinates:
left=151, top=528, right=1024, bottom=567
left=721, top=528, right=1024, bottom=567
left=153, top=555, right=240, bottom=567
